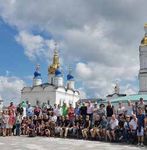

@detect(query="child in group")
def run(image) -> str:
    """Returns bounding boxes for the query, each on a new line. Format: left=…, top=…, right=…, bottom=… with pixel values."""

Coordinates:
left=15, top=113, right=22, bottom=136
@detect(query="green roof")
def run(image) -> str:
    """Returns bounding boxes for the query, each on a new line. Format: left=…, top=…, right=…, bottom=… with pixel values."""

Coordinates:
left=110, top=94, right=147, bottom=103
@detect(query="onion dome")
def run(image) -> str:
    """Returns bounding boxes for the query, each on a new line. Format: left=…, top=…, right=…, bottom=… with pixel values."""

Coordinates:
left=34, top=71, right=42, bottom=79
left=67, top=73, right=74, bottom=81
left=55, top=67, right=62, bottom=77
left=34, top=64, right=42, bottom=79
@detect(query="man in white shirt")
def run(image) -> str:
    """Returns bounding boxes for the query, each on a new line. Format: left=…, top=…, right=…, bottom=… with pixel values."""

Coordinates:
left=106, top=114, right=118, bottom=141
left=129, top=114, right=138, bottom=131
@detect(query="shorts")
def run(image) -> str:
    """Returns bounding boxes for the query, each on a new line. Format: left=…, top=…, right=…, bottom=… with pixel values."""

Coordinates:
left=137, top=127, right=144, bottom=136
left=9, top=125, right=13, bottom=129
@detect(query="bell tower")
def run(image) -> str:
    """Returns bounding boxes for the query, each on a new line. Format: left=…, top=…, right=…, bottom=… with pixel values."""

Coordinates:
left=48, top=43, right=60, bottom=85
left=139, top=24, right=147, bottom=94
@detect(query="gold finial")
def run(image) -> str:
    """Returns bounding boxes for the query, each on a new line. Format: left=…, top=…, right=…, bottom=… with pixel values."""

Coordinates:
left=144, top=23, right=147, bottom=28
left=48, top=41, right=60, bottom=74
left=141, top=24, right=147, bottom=46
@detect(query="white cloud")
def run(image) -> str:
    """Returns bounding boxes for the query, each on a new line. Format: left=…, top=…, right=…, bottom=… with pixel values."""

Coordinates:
left=0, top=0, right=144, bottom=98
left=0, top=76, right=26, bottom=105
left=75, top=62, right=138, bottom=97
left=15, top=31, right=55, bottom=61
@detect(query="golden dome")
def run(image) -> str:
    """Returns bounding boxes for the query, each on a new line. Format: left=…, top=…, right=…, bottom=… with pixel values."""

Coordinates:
left=48, top=46, right=60, bottom=74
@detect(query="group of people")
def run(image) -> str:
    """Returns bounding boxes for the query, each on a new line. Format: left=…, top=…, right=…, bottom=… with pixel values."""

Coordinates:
left=0, top=98, right=147, bottom=147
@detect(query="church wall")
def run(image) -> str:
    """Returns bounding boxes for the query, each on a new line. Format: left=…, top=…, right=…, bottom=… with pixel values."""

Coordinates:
left=21, top=89, right=56, bottom=106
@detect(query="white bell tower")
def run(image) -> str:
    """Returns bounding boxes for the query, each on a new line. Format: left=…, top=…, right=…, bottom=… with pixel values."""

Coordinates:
left=139, top=24, right=147, bottom=94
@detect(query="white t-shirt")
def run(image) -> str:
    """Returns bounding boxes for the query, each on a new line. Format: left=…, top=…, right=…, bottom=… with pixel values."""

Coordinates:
left=129, top=119, right=137, bottom=130
left=87, top=106, right=93, bottom=114
left=50, top=116, right=57, bottom=122
left=126, top=105, right=133, bottom=116
left=54, top=108, right=62, bottom=116
left=110, top=119, right=118, bottom=130
left=117, top=107, right=125, bottom=115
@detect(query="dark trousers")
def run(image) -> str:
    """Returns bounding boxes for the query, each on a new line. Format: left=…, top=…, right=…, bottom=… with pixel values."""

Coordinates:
left=16, top=123, right=20, bottom=136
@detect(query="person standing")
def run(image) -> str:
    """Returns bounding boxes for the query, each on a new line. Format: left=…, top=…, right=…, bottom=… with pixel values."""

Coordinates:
left=117, top=102, right=125, bottom=117
left=26, top=103, right=34, bottom=118
left=106, top=101, right=113, bottom=122
left=138, top=98, right=145, bottom=114
left=125, top=100, right=133, bottom=116
left=15, top=113, right=22, bottom=136
left=86, top=101, right=93, bottom=125
left=2, top=110, right=9, bottom=136
left=8, top=109, right=15, bottom=136
left=80, top=103, right=87, bottom=123
left=62, top=102, right=68, bottom=117
left=137, top=107, right=145, bottom=147
left=68, top=104, right=75, bottom=122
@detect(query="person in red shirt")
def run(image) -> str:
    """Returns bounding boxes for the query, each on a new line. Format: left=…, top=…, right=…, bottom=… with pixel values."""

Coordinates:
left=68, top=104, right=75, bottom=122
left=8, top=102, right=16, bottom=116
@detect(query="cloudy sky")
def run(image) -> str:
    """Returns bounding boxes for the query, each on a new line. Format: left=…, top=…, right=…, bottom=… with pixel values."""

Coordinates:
left=0, top=0, right=147, bottom=104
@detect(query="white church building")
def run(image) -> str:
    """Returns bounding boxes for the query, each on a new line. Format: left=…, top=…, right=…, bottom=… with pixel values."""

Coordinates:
left=21, top=46, right=80, bottom=107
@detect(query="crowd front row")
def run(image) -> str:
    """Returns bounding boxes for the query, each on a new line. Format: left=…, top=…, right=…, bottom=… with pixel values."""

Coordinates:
left=0, top=99, right=147, bottom=147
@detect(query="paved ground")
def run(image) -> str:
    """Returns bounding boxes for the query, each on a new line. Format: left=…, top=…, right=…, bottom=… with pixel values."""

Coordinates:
left=0, top=136, right=146, bottom=150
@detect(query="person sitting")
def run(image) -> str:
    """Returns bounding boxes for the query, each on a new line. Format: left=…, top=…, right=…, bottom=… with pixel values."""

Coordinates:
left=82, top=115, right=91, bottom=140
left=72, top=115, right=79, bottom=138
left=55, top=116, right=62, bottom=137
left=116, top=115, right=125, bottom=142
left=28, top=120, right=36, bottom=137
left=99, top=115, right=108, bottom=140
left=62, top=115, right=71, bottom=138
left=90, top=115, right=101, bottom=140
left=129, top=114, right=138, bottom=144
left=44, top=121, right=50, bottom=137
left=106, top=114, right=118, bottom=142
left=123, top=115, right=131, bottom=143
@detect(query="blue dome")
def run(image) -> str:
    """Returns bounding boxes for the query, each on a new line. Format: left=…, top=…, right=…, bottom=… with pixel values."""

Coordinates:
left=55, top=68, right=62, bottom=77
left=34, top=71, right=42, bottom=79
left=67, top=74, right=74, bottom=81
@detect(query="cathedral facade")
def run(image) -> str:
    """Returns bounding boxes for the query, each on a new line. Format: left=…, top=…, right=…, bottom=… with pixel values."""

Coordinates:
left=21, top=46, right=80, bottom=107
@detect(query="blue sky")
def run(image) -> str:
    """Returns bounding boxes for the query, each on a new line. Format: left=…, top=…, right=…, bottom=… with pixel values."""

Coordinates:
left=0, top=0, right=147, bottom=104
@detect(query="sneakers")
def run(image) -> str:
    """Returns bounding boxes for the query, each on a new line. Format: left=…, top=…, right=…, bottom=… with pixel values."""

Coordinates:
left=137, top=143, right=144, bottom=147
left=140, top=143, right=144, bottom=147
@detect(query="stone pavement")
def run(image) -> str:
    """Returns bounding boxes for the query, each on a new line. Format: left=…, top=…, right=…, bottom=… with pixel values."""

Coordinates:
left=0, top=136, right=146, bottom=150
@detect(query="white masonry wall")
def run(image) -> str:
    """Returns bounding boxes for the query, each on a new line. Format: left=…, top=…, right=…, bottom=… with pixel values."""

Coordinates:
left=21, top=85, right=80, bottom=107
left=139, top=45, right=147, bottom=94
